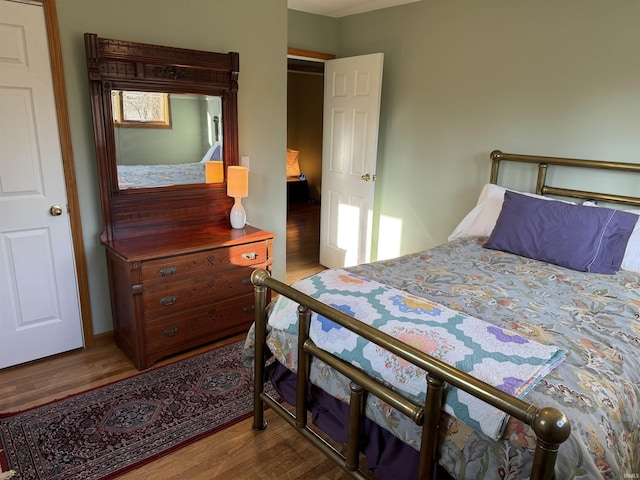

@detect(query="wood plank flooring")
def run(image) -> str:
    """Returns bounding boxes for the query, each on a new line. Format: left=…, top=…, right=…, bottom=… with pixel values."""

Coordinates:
left=286, top=200, right=326, bottom=284
left=0, top=201, right=352, bottom=479
left=0, top=335, right=355, bottom=479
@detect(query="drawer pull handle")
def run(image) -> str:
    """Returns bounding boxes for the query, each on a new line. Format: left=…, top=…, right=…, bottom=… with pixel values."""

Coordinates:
left=243, top=305, right=255, bottom=313
left=162, top=327, right=179, bottom=336
left=158, top=267, right=176, bottom=277
left=242, top=278, right=252, bottom=286
left=241, top=252, right=257, bottom=261
left=160, top=295, right=177, bottom=306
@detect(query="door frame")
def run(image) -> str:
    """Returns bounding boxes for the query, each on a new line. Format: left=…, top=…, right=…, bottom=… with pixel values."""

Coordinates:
left=32, top=0, right=94, bottom=347
left=287, top=48, right=335, bottom=63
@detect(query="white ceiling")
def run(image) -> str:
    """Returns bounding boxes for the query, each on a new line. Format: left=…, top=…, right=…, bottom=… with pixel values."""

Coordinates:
left=288, top=0, right=420, bottom=18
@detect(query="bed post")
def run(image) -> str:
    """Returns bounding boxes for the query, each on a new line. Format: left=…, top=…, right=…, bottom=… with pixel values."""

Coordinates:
left=346, top=383, right=365, bottom=471
left=296, top=305, right=311, bottom=429
left=418, top=374, right=446, bottom=479
left=536, top=164, right=548, bottom=195
left=489, top=150, right=502, bottom=184
left=529, top=407, right=572, bottom=480
left=251, top=269, right=269, bottom=431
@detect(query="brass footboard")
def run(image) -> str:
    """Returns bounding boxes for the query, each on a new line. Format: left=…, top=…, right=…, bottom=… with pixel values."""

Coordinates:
left=251, top=269, right=571, bottom=480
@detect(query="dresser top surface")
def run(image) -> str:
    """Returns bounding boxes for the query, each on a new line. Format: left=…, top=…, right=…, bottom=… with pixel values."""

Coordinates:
left=102, top=223, right=275, bottom=262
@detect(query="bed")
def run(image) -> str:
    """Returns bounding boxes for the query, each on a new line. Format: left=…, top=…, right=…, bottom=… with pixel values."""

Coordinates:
left=244, top=150, right=640, bottom=480
left=117, top=116, right=222, bottom=190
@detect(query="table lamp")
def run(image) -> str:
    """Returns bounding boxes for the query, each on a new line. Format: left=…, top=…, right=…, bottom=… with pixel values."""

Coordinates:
left=227, top=166, right=248, bottom=229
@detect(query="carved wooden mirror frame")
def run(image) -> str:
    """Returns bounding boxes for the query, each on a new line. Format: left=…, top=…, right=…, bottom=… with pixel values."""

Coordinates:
left=84, top=33, right=239, bottom=242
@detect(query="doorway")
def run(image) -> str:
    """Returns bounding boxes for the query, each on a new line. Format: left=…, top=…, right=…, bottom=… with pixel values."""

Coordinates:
left=285, top=52, right=329, bottom=284
left=285, top=49, right=384, bottom=279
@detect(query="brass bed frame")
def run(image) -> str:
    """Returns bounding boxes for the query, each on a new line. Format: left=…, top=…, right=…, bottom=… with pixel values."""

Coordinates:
left=251, top=150, right=640, bottom=480
left=490, top=150, right=640, bottom=206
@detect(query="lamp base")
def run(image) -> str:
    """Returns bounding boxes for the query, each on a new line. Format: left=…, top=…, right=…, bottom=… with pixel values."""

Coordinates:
left=230, top=197, right=246, bottom=229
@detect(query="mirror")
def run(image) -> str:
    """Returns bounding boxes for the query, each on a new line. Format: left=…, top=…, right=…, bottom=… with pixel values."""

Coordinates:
left=113, top=92, right=223, bottom=189
left=85, top=33, right=240, bottom=242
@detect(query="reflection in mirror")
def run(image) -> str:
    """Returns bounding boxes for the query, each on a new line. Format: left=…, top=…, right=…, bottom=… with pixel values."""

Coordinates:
left=84, top=32, right=240, bottom=243
left=112, top=91, right=171, bottom=127
left=113, top=92, right=223, bottom=189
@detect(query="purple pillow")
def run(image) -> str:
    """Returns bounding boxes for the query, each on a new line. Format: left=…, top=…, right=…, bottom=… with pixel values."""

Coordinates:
left=484, top=191, right=638, bottom=274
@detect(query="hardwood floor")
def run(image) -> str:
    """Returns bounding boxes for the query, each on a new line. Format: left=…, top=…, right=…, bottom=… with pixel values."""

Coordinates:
left=286, top=200, right=326, bottom=284
left=0, top=334, right=356, bottom=479
left=0, top=202, right=354, bottom=479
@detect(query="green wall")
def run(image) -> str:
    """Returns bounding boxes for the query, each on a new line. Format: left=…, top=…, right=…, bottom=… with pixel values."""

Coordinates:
left=57, top=0, right=288, bottom=334
left=291, top=2, right=640, bottom=261
left=58, top=0, right=639, bottom=336
left=114, top=95, right=204, bottom=166
left=288, top=9, right=338, bottom=53
left=286, top=10, right=337, bottom=202
left=342, top=0, right=640, bottom=258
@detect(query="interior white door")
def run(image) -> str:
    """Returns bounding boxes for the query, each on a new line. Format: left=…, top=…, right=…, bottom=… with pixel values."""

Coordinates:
left=319, top=53, right=383, bottom=269
left=0, top=0, right=83, bottom=368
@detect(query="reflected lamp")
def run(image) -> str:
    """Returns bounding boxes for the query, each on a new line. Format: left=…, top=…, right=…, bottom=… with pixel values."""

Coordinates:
left=227, top=166, right=248, bottom=229
left=205, top=161, right=224, bottom=183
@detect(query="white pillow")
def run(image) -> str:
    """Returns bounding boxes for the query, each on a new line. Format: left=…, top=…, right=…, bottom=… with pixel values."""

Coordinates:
left=201, top=141, right=222, bottom=162
left=448, top=184, right=574, bottom=241
left=621, top=209, right=640, bottom=273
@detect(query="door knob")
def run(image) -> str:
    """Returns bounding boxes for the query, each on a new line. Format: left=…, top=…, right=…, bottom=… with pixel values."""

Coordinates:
left=361, top=173, right=371, bottom=181
left=49, top=205, right=63, bottom=216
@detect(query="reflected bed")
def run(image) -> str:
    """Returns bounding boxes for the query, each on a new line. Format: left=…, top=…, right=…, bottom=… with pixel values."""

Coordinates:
left=117, top=163, right=205, bottom=189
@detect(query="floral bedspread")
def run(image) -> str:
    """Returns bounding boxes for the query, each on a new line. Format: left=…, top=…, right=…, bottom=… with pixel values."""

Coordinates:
left=244, top=237, right=640, bottom=479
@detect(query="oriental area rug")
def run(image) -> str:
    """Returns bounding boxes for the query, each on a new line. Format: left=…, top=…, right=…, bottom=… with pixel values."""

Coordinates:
left=0, top=340, right=270, bottom=480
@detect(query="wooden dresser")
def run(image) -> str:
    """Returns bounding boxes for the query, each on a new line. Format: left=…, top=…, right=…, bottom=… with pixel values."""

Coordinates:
left=84, top=35, right=275, bottom=369
left=104, top=224, right=274, bottom=370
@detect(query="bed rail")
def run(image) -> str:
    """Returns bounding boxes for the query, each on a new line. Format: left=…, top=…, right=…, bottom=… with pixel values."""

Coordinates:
left=490, top=150, right=640, bottom=207
left=251, top=268, right=572, bottom=480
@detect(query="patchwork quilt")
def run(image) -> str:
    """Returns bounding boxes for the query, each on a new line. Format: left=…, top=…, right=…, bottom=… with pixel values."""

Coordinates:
left=268, top=268, right=566, bottom=440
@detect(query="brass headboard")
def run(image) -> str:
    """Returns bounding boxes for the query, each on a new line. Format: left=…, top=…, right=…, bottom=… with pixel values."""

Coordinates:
left=490, top=150, right=640, bottom=207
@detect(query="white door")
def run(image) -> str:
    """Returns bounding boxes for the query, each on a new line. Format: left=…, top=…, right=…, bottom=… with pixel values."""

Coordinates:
left=319, top=53, right=383, bottom=269
left=0, top=0, right=83, bottom=368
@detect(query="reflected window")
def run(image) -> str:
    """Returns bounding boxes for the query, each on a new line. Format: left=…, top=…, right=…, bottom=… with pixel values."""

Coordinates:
left=112, top=91, right=171, bottom=128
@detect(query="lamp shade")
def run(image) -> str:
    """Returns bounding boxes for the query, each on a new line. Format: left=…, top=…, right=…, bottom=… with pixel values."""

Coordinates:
left=227, top=166, right=248, bottom=198
left=286, top=149, right=301, bottom=177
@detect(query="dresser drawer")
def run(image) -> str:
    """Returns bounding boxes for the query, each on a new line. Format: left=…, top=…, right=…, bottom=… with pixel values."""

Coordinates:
left=142, top=264, right=266, bottom=317
left=105, top=224, right=274, bottom=370
left=141, top=241, right=268, bottom=284
left=145, top=294, right=256, bottom=352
